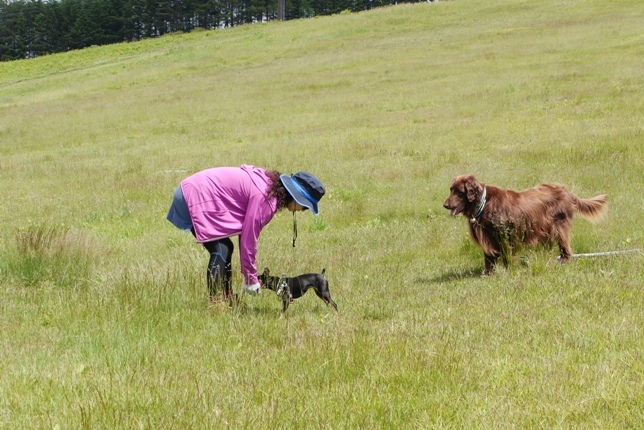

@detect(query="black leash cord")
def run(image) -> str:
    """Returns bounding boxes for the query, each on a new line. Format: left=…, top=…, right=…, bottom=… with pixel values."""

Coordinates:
left=292, top=211, right=297, bottom=247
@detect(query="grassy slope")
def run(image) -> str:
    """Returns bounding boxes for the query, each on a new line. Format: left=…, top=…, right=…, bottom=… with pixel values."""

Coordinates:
left=1, top=0, right=643, bottom=428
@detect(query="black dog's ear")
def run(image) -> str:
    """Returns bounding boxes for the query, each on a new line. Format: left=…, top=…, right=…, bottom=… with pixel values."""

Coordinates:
left=262, top=267, right=270, bottom=276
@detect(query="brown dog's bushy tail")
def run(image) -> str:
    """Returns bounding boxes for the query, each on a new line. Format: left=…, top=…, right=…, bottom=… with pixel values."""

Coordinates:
left=576, top=194, right=608, bottom=223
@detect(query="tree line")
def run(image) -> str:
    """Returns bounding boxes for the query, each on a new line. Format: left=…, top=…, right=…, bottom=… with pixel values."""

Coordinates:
left=0, top=0, right=430, bottom=61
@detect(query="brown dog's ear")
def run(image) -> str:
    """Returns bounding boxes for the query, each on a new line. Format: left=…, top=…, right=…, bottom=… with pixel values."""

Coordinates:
left=465, top=177, right=482, bottom=203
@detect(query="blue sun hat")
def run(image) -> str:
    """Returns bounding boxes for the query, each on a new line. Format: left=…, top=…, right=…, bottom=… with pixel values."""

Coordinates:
left=280, top=172, right=326, bottom=215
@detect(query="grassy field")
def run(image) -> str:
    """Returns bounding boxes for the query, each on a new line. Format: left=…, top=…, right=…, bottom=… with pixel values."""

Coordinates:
left=1, top=0, right=643, bottom=427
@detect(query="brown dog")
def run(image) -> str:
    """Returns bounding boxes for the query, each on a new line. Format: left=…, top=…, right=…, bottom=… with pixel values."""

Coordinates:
left=443, top=175, right=608, bottom=274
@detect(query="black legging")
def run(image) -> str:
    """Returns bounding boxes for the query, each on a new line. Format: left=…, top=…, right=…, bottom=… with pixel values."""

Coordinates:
left=203, top=237, right=234, bottom=297
left=192, top=230, right=234, bottom=297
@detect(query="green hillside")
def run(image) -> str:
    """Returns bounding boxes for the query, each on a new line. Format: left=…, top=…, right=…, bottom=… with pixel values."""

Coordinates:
left=1, top=0, right=642, bottom=427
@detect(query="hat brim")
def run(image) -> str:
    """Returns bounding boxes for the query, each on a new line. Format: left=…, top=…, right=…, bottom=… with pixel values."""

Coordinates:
left=280, top=174, right=320, bottom=215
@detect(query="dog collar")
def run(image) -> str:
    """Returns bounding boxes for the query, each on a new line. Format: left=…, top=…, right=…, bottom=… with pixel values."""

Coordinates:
left=470, top=187, right=486, bottom=224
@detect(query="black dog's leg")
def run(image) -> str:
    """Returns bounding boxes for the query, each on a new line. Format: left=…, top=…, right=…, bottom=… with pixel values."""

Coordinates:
left=312, top=278, right=337, bottom=311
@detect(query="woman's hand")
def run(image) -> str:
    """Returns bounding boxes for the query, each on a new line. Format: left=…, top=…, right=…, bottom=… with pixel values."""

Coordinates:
left=243, top=282, right=261, bottom=295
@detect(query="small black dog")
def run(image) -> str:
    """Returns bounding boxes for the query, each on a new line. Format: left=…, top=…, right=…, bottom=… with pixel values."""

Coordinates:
left=258, top=267, right=338, bottom=312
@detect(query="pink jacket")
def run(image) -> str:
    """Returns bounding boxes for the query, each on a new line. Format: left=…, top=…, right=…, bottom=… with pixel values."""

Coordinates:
left=180, top=165, right=278, bottom=284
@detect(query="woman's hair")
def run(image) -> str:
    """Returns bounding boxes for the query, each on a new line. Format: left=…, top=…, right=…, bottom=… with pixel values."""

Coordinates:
left=266, top=170, right=293, bottom=210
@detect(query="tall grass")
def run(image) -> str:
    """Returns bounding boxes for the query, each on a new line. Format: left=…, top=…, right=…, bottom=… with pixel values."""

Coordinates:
left=5, top=224, right=96, bottom=288
left=1, top=0, right=643, bottom=427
